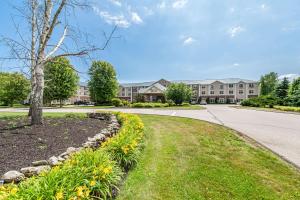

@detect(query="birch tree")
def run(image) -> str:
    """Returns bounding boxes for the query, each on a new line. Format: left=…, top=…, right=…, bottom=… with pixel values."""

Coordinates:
left=1, top=0, right=117, bottom=124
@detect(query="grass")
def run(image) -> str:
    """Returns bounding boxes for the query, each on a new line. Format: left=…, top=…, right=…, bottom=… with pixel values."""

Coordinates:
left=0, top=112, right=86, bottom=120
left=234, top=105, right=300, bottom=114
left=117, top=115, right=300, bottom=200
left=155, top=105, right=205, bottom=110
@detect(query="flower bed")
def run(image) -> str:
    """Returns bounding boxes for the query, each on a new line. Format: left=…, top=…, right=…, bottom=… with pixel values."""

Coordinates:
left=0, top=113, right=144, bottom=200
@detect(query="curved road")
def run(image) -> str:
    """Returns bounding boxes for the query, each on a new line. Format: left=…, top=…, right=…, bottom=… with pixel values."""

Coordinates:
left=1, top=105, right=300, bottom=168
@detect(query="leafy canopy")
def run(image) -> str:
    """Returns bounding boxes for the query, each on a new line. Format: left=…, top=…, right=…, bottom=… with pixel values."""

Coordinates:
left=88, top=61, right=118, bottom=104
left=0, top=72, right=30, bottom=106
left=44, top=57, right=79, bottom=106
left=259, top=72, right=278, bottom=96
left=165, top=83, right=192, bottom=105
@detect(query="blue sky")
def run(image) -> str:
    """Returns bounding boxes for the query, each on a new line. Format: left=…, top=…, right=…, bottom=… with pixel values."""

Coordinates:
left=0, top=0, right=299, bottom=83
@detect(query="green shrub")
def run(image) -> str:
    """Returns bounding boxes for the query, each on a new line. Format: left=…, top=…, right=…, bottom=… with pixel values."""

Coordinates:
left=131, top=102, right=144, bottom=108
left=2, top=113, right=145, bottom=199
left=181, top=102, right=190, bottom=107
left=122, top=100, right=129, bottom=107
left=5, top=149, right=122, bottom=200
left=241, top=95, right=277, bottom=108
left=111, top=98, right=123, bottom=107
left=167, top=100, right=175, bottom=106
left=103, top=113, right=144, bottom=170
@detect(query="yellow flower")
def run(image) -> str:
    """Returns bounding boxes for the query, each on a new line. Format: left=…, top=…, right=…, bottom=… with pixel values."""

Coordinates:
left=55, top=191, right=64, bottom=200
left=90, top=180, right=96, bottom=186
left=103, top=166, right=112, bottom=174
left=10, top=187, right=18, bottom=195
left=76, top=186, right=84, bottom=197
left=122, top=146, right=129, bottom=154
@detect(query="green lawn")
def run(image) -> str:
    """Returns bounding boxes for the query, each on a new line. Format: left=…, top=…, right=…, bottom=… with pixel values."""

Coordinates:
left=0, top=112, right=86, bottom=119
left=155, top=105, right=205, bottom=110
left=117, top=115, right=300, bottom=200
left=233, top=105, right=300, bottom=114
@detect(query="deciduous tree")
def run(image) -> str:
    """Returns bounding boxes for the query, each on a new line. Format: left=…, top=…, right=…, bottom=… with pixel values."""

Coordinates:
left=165, top=83, right=192, bottom=105
left=88, top=61, right=118, bottom=104
left=44, top=57, right=79, bottom=107
left=0, top=72, right=30, bottom=106
left=259, top=72, right=278, bottom=96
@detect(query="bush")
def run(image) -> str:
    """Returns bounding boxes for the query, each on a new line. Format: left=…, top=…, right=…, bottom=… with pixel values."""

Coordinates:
left=165, top=83, right=192, bottom=105
left=4, top=149, right=122, bottom=200
left=130, top=102, right=169, bottom=108
left=102, top=113, right=144, bottom=170
left=181, top=102, right=190, bottom=107
left=111, top=98, right=123, bottom=107
left=167, top=100, right=175, bottom=107
left=2, top=113, right=145, bottom=199
left=241, top=95, right=277, bottom=108
left=131, top=102, right=144, bottom=108
left=122, top=100, right=129, bottom=107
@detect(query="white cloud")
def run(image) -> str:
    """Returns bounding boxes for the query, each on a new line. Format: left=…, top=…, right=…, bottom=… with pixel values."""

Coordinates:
left=229, top=7, right=235, bottom=13
left=228, top=26, right=245, bottom=38
left=158, top=1, right=166, bottom=9
left=93, top=7, right=130, bottom=28
left=279, top=74, right=300, bottom=81
left=261, top=4, right=266, bottom=10
left=131, top=12, right=143, bottom=24
left=233, top=63, right=240, bottom=67
left=143, top=7, right=154, bottom=16
left=172, top=0, right=188, bottom=9
left=108, top=0, right=122, bottom=7
left=183, top=37, right=196, bottom=45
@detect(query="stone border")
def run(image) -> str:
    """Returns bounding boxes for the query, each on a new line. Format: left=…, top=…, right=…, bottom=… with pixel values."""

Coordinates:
left=0, top=113, right=120, bottom=184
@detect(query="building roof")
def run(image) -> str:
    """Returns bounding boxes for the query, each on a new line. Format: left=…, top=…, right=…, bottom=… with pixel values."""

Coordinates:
left=139, top=83, right=167, bottom=94
left=120, top=81, right=156, bottom=87
left=79, top=82, right=88, bottom=87
left=120, top=78, right=257, bottom=87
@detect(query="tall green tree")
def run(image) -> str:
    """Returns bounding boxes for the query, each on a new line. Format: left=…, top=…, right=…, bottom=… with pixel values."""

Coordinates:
left=289, top=77, right=300, bottom=96
left=88, top=61, right=118, bottom=104
left=275, top=77, right=290, bottom=99
left=0, top=72, right=30, bottom=107
left=259, top=72, right=278, bottom=96
left=44, top=57, right=79, bottom=107
left=165, top=83, right=192, bottom=105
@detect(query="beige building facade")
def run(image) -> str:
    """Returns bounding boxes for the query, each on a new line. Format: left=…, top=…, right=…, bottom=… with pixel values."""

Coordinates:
left=118, top=78, right=259, bottom=104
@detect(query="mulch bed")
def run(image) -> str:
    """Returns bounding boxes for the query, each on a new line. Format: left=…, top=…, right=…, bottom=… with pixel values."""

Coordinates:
left=0, top=117, right=109, bottom=175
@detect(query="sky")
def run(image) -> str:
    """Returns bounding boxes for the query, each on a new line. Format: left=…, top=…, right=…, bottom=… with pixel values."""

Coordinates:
left=0, top=0, right=299, bottom=83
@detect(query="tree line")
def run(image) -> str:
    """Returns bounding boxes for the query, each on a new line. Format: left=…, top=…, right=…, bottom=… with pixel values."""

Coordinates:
left=242, top=72, right=300, bottom=107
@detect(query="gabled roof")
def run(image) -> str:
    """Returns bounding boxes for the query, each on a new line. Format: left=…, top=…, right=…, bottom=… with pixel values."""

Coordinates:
left=120, top=81, right=155, bottom=87
left=173, top=78, right=257, bottom=85
left=139, top=83, right=166, bottom=94
left=120, top=78, right=257, bottom=87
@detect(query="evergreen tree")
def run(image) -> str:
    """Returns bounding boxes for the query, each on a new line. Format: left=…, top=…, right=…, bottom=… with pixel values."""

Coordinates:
left=275, top=77, right=289, bottom=99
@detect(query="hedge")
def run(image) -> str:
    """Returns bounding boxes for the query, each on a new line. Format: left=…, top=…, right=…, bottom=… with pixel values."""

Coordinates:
left=0, top=113, right=144, bottom=200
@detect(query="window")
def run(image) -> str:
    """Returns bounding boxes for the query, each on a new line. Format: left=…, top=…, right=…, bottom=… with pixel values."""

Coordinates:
left=220, top=85, right=224, bottom=89
left=192, top=85, right=198, bottom=89
left=239, top=90, right=244, bottom=94
left=209, top=98, right=215, bottom=103
left=249, top=90, right=254, bottom=94
left=202, top=86, right=206, bottom=89
left=210, top=85, right=214, bottom=90
left=229, top=90, right=234, bottom=94
left=122, top=88, right=125, bottom=92
left=249, top=83, right=254, bottom=88
left=239, top=84, right=243, bottom=88
left=219, top=98, right=225, bottom=103
left=202, top=91, right=205, bottom=95
left=219, top=91, right=224, bottom=94
left=210, top=91, right=214, bottom=95
left=122, top=92, right=125, bottom=96
left=229, top=84, right=234, bottom=88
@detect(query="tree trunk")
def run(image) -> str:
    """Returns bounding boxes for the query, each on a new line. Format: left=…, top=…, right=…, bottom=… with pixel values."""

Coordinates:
left=60, top=99, right=62, bottom=108
left=31, top=63, right=44, bottom=125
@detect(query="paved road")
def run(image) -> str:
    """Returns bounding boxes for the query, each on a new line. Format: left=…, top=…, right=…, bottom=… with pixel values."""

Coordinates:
left=1, top=105, right=300, bottom=168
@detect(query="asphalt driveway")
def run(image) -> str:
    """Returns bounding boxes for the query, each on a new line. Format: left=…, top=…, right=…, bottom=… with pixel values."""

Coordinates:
left=1, top=105, right=300, bottom=168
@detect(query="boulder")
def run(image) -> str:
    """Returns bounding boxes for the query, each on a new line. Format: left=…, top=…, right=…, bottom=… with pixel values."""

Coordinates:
left=48, top=156, right=61, bottom=166
left=21, top=165, right=51, bottom=177
left=1, top=171, right=25, bottom=183
left=94, top=133, right=106, bottom=141
left=32, top=160, right=49, bottom=166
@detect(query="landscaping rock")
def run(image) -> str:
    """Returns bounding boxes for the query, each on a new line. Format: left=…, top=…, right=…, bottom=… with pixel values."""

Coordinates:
left=32, top=160, right=49, bottom=166
left=101, top=129, right=111, bottom=137
left=1, top=171, right=25, bottom=183
left=94, top=133, right=106, bottom=141
left=21, top=165, right=51, bottom=177
left=48, top=156, right=61, bottom=166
